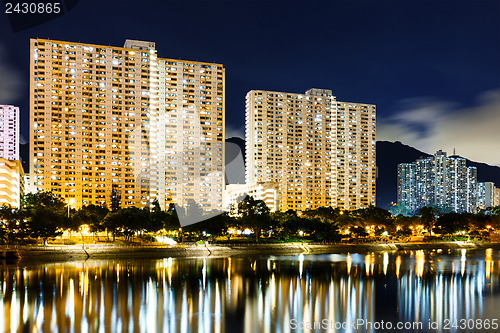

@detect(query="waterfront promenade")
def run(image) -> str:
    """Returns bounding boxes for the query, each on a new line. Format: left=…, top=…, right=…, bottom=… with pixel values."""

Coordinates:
left=1, top=241, right=499, bottom=262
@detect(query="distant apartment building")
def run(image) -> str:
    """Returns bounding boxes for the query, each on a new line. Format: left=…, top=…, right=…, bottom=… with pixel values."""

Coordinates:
left=245, top=88, right=376, bottom=211
left=0, top=105, right=19, bottom=160
left=224, top=182, right=279, bottom=213
left=495, top=187, right=500, bottom=208
left=23, top=173, right=36, bottom=194
left=397, top=150, right=477, bottom=213
left=0, top=158, right=24, bottom=207
left=397, top=163, right=417, bottom=212
left=477, top=182, right=495, bottom=210
left=30, top=38, right=224, bottom=210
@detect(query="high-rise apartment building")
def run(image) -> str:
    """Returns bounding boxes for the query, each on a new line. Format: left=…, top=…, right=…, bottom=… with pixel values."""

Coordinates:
left=30, top=38, right=224, bottom=210
left=477, top=182, right=495, bottom=210
left=245, top=88, right=375, bottom=211
left=397, top=150, right=478, bottom=213
left=397, top=163, right=417, bottom=212
left=0, top=105, right=19, bottom=160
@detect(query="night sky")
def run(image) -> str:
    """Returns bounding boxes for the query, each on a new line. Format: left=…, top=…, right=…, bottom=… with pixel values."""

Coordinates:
left=1, top=0, right=499, bottom=165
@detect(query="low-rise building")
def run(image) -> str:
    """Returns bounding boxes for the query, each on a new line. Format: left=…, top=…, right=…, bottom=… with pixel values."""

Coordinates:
left=0, top=158, right=24, bottom=207
left=224, top=182, right=279, bottom=214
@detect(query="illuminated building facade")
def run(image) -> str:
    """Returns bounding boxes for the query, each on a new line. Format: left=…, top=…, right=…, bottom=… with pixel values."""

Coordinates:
left=245, top=88, right=376, bottom=211
left=495, top=187, right=500, bottom=208
left=397, top=150, right=478, bottom=213
left=224, top=182, right=279, bottom=213
left=397, top=163, right=417, bottom=212
left=0, top=158, right=24, bottom=207
left=0, top=105, right=19, bottom=160
left=30, top=38, right=224, bottom=210
left=477, top=182, right=495, bottom=210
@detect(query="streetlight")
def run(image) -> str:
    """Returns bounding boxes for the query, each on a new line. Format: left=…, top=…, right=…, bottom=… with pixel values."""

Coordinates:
left=67, top=198, right=75, bottom=217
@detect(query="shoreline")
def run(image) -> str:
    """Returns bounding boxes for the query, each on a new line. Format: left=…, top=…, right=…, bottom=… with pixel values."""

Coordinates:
left=2, top=241, right=499, bottom=262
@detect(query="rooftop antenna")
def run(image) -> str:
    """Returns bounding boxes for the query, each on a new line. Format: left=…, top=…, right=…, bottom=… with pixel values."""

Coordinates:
left=453, top=148, right=456, bottom=155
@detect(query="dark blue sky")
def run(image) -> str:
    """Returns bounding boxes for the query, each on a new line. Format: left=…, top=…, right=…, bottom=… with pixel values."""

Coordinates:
left=1, top=0, right=499, bottom=152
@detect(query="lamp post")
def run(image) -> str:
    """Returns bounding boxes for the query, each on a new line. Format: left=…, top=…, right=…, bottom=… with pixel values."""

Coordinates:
left=66, top=198, right=75, bottom=217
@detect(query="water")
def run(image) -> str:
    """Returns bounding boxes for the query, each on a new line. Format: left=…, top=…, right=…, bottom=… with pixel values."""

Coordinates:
left=0, top=249, right=499, bottom=332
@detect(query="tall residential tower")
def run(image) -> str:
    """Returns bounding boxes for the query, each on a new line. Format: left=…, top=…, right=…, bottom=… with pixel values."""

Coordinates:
left=0, top=105, right=19, bottom=160
left=30, top=38, right=224, bottom=210
left=245, top=88, right=376, bottom=211
left=397, top=150, right=478, bottom=213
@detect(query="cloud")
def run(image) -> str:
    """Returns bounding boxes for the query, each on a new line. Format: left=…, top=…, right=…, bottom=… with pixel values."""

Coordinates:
left=378, top=89, right=500, bottom=166
left=225, top=124, right=244, bottom=139
left=0, top=44, right=22, bottom=103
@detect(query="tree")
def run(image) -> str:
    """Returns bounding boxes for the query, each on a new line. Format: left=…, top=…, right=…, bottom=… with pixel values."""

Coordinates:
left=164, top=203, right=181, bottom=231
left=237, top=196, right=270, bottom=242
left=148, top=199, right=167, bottom=233
left=418, top=206, right=439, bottom=233
left=23, top=192, right=66, bottom=245
left=435, top=212, right=468, bottom=236
left=271, top=210, right=302, bottom=240
left=354, top=206, right=394, bottom=230
left=0, top=205, right=27, bottom=244
left=302, top=207, right=341, bottom=224
left=103, top=210, right=122, bottom=241
left=73, top=204, right=109, bottom=240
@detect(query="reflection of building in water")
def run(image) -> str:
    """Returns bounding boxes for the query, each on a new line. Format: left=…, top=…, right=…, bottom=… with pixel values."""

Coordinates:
left=0, top=257, right=377, bottom=333
left=397, top=250, right=500, bottom=326
left=0, top=251, right=498, bottom=333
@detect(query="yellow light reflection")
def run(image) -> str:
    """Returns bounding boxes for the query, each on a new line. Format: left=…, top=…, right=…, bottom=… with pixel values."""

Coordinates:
left=346, top=254, right=352, bottom=275
left=486, top=248, right=493, bottom=279
left=416, top=250, right=425, bottom=278
left=383, top=252, right=389, bottom=276
left=395, top=255, right=401, bottom=279
left=461, top=249, right=467, bottom=276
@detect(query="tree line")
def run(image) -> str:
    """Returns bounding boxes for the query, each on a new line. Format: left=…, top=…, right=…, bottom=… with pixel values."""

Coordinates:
left=0, top=192, right=499, bottom=245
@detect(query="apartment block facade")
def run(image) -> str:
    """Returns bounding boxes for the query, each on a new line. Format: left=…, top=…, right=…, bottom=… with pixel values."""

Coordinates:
left=0, top=158, right=24, bottom=208
left=30, top=39, right=224, bottom=210
left=245, top=88, right=376, bottom=211
left=477, top=182, right=495, bottom=210
left=397, top=150, right=478, bottom=213
left=0, top=105, right=19, bottom=160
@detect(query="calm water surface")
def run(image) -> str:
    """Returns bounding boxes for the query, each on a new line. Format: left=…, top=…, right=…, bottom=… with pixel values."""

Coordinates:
left=0, top=249, right=499, bottom=332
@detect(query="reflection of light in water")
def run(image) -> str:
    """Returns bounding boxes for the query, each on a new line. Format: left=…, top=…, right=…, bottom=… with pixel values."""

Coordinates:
left=35, top=302, right=44, bottom=331
left=202, top=258, right=207, bottom=290
left=364, top=253, right=375, bottom=276
left=396, top=255, right=401, bottom=279
left=461, top=249, right=467, bottom=276
left=383, top=252, right=389, bottom=275
left=215, top=281, right=221, bottom=333
left=181, top=289, right=188, bottom=333
left=346, top=254, right=352, bottom=275
left=486, top=248, right=493, bottom=279
left=166, top=257, right=173, bottom=284
left=0, top=253, right=498, bottom=333
left=146, top=278, right=157, bottom=333
left=227, top=257, right=231, bottom=298
left=416, top=250, right=425, bottom=278
left=67, top=278, right=75, bottom=327
left=298, top=254, right=304, bottom=279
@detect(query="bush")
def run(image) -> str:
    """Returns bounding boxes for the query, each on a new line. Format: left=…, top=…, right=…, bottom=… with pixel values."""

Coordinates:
left=63, top=239, right=78, bottom=245
left=137, top=234, right=157, bottom=243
